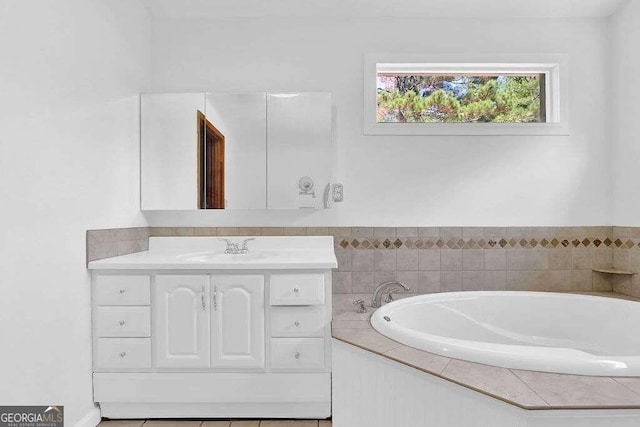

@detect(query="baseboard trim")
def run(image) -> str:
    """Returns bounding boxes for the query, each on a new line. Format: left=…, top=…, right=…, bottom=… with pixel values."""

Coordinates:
left=100, top=402, right=331, bottom=419
left=74, top=406, right=101, bottom=427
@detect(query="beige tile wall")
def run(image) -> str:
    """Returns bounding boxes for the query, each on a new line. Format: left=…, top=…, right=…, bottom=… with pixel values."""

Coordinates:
left=87, top=226, right=640, bottom=297
left=612, top=227, right=640, bottom=298
left=325, top=226, right=615, bottom=295
left=86, top=227, right=150, bottom=264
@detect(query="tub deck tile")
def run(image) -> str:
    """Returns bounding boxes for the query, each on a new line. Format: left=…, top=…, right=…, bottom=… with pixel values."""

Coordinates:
left=331, top=327, right=402, bottom=354
left=512, top=370, right=640, bottom=408
left=383, top=345, right=451, bottom=376
left=441, top=359, right=549, bottom=408
left=615, top=377, right=640, bottom=395
left=332, top=302, right=640, bottom=410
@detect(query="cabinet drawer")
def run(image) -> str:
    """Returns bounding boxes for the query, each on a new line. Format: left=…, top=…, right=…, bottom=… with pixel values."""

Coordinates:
left=95, top=307, right=150, bottom=338
left=95, top=275, right=150, bottom=305
left=271, top=306, right=326, bottom=337
left=270, top=338, right=325, bottom=369
left=96, top=338, right=151, bottom=369
left=270, top=274, right=325, bottom=306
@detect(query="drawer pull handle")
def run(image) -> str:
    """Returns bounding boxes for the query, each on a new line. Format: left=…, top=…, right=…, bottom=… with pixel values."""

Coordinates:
left=294, top=321, right=300, bottom=327
left=293, top=288, right=300, bottom=294
left=119, top=289, right=126, bottom=294
left=119, top=352, right=126, bottom=358
left=294, top=352, right=301, bottom=360
left=118, top=320, right=126, bottom=326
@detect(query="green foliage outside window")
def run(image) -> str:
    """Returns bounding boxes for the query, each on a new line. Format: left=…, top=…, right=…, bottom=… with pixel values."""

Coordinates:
left=376, top=74, right=544, bottom=123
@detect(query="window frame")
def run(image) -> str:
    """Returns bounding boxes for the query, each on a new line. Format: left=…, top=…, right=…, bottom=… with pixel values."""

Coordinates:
left=364, top=54, right=569, bottom=136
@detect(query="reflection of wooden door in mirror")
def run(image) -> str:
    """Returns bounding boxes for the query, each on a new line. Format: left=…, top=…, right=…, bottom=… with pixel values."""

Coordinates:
left=197, top=111, right=225, bottom=209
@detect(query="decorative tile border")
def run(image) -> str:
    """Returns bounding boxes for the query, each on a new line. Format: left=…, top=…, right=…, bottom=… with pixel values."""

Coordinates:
left=336, top=236, right=628, bottom=250
left=146, top=226, right=640, bottom=250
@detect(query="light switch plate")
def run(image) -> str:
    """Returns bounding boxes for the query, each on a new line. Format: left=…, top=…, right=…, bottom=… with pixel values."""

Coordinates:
left=332, top=183, right=344, bottom=202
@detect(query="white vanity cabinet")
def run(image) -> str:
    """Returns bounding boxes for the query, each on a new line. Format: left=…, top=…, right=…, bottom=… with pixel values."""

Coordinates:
left=89, top=236, right=336, bottom=419
left=91, top=270, right=332, bottom=419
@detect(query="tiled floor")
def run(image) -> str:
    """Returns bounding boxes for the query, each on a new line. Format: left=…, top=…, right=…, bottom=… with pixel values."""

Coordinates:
left=98, top=420, right=331, bottom=427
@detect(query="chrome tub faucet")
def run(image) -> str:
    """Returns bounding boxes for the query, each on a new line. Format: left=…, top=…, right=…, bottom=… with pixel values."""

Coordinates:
left=371, top=281, right=410, bottom=308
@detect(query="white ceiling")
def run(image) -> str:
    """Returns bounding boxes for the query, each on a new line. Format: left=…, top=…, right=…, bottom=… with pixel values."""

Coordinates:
left=140, top=0, right=629, bottom=19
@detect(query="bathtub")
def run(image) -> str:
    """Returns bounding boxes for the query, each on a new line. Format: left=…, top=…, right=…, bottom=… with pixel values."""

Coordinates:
left=371, top=291, right=640, bottom=376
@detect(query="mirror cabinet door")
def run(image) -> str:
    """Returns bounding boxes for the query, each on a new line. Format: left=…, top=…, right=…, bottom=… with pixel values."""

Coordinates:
left=267, top=93, right=333, bottom=209
left=140, top=92, right=332, bottom=211
left=203, top=93, right=267, bottom=210
left=141, top=93, right=205, bottom=210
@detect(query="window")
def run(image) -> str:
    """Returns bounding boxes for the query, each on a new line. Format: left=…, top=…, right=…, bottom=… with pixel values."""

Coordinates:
left=364, top=55, right=568, bottom=136
left=377, top=72, right=546, bottom=124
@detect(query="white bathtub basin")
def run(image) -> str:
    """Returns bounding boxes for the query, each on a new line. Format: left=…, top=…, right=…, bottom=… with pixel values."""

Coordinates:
left=371, top=291, right=640, bottom=376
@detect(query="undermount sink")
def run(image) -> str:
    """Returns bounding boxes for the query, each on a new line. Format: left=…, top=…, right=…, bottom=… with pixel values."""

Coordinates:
left=175, top=251, right=275, bottom=262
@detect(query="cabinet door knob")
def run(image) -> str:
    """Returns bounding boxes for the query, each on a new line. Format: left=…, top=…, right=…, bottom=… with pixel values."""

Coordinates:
left=294, top=352, right=301, bottom=359
left=293, top=287, right=300, bottom=294
left=118, top=320, right=126, bottom=326
left=119, top=289, right=126, bottom=294
left=119, top=352, right=126, bottom=358
left=294, top=321, right=300, bottom=327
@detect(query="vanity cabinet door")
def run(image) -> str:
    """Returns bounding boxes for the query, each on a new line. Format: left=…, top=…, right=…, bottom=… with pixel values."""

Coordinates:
left=155, top=275, right=210, bottom=368
left=211, top=275, right=265, bottom=368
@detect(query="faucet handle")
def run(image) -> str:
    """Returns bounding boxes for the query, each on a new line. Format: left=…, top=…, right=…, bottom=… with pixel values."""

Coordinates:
left=240, top=238, right=255, bottom=253
left=385, top=284, right=410, bottom=303
left=353, top=299, right=367, bottom=314
left=385, top=292, right=395, bottom=303
left=219, top=238, right=235, bottom=253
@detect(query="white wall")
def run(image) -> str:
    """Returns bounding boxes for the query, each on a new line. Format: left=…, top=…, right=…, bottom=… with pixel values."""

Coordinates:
left=144, top=17, right=611, bottom=227
left=610, top=0, right=640, bottom=226
left=0, top=1, right=150, bottom=425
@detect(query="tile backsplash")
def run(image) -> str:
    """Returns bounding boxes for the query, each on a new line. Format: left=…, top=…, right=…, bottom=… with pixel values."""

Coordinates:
left=87, top=226, right=640, bottom=298
left=86, top=227, right=150, bottom=264
left=612, top=226, right=640, bottom=297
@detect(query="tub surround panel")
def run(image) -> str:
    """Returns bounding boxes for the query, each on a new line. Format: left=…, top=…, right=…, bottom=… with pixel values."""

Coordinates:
left=331, top=293, right=640, bottom=410
left=333, top=340, right=640, bottom=427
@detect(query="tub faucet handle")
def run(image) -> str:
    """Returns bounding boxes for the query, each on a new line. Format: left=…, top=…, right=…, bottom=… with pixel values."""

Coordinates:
left=385, top=292, right=395, bottom=303
left=372, top=281, right=410, bottom=308
left=385, top=285, right=410, bottom=303
left=353, top=299, right=367, bottom=314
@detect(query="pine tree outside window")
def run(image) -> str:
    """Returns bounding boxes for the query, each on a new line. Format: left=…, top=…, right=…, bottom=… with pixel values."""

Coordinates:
left=364, top=54, right=569, bottom=136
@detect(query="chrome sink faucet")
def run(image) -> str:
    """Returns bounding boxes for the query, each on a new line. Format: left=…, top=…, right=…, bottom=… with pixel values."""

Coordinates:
left=371, top=281, right=410, bottom=308
left=220, top=238, right=255, bottom=255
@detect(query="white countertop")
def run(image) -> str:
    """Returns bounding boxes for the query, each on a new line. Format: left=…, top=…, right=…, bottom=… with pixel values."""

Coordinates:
left=88, top=236, right=338, bottom=270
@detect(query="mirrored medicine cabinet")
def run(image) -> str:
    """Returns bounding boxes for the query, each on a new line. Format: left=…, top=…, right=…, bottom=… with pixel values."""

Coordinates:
left=140, top=92, right=333, bottom=210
